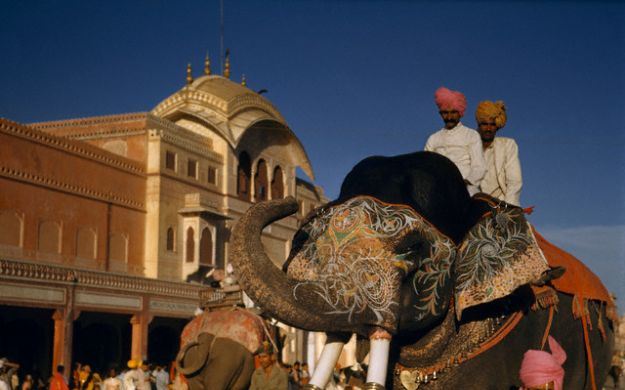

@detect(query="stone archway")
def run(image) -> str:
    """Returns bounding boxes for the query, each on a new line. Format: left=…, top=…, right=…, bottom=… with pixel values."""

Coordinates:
left=72, top=312, right=131, bottom=373
left=0, top=306, right=53, bottom=379
left=148, top=317, right=188, bottom=365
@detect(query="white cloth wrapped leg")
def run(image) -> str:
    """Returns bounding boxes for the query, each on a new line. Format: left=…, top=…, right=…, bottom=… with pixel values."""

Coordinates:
left=308, top=340, right=345, bottom=389
left=366, top=337, right=391, bottom=386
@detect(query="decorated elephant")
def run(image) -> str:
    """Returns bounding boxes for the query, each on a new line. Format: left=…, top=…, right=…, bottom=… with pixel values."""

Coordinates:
left=231, top=151, right=617, bottom=389
left=175, top=307, right=271, bottom=390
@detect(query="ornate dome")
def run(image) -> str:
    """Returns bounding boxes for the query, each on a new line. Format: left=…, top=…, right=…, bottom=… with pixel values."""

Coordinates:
left=150, top=75, right=314, bottom=179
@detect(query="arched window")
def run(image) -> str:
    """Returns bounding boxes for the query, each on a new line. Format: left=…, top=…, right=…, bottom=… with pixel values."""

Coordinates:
left=109, top=233, right=128, bottom=264
left=166, top=227, right=175, bottom=252
left=0, top=210, right=22, bottom=247
left=271, top=166, right=284, bottom=199
left=207, top=166, right=217, bottom=185
left=237, top=152, right=251, bottom=201
left=254, top=159, right=268, bottom=202
left=199, top=228, right=213, bottom=265
left=185, top=227, right=195, bottom=263
left=38, top=221, right=61, bottom=254
left=76, top=228, right=97, bottom=260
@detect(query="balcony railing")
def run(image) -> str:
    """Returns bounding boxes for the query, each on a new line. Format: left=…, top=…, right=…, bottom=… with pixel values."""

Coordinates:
left=0, top=257, right=204, bottom=300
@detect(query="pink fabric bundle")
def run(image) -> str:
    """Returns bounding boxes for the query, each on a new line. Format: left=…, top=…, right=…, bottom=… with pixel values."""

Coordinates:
left=434, top=87, right=467, bottom=116
left=519, top=336, right=567, bottom=390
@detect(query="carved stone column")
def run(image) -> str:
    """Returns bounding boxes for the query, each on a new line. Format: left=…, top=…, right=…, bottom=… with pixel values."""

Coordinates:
left=52, top=310, right=66, bottom=369
left=57, top=279, right=78, bottom=370
left=130, top=313, right=152, bottom=360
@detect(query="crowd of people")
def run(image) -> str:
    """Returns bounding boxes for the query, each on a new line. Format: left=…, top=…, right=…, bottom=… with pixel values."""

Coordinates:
left=252, top=353, right=366, bottom=390
left=0, top=353, right=370, bottom=390
left=0, top=359, right=188, bottom=390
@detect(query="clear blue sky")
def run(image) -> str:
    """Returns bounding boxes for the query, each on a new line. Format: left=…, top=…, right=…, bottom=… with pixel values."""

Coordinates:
left=2, top=1, right=624, bottom=309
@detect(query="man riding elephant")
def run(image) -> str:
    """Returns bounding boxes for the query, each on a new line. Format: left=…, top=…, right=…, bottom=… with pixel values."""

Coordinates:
left=476, top=100, right=523, bottom=206
left=425, top=87, right=486, bottom=195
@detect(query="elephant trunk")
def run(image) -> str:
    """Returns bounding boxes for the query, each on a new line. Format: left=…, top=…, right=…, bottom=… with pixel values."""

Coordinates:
left=230, top=197, right=345, bottom=332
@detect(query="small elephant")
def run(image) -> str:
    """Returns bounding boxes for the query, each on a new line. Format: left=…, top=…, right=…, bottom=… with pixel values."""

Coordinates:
left=231, top=151, right=616, bottom=389
left=176, top=308, right=268, bottom=390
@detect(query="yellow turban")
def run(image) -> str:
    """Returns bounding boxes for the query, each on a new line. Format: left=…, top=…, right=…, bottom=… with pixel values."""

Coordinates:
left=127, top=359, right=142, bottom=369
left=475, top=100, right=507, bottom=129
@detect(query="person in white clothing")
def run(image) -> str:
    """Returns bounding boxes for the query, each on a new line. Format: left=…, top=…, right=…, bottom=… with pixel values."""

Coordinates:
left=123, top=360, right=145, bottom=390
left=475, top=100, right=523, bottom=206
left=102, top=369, right=122, bottom=390
left=152, top=367, right=169, bottom=390
left=424, top=86, right=486, bottom=195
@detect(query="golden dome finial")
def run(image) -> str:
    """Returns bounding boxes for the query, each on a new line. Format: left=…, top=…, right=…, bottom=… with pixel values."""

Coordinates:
left=186, top=63, right=193, bottom=85
left=224, top=49, right=231, bottom=79
left=241, top=74, right=247, bottom=87
left=204, top=52, right=211, bottom=75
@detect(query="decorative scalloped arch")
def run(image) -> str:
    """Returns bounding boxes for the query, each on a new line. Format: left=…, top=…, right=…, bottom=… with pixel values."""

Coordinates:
left=0, top=210, right=23, bottom=247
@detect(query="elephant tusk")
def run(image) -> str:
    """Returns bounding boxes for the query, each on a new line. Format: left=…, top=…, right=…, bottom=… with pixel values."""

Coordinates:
left=366, top=329, right=392, bottom=388
left=308, top=339, right=345, bottom=389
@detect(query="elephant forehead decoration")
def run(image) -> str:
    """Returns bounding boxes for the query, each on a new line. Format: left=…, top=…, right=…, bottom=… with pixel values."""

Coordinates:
left=454, top=205, right=550, bottom=319
left=287, top=196, right=455, bottom=328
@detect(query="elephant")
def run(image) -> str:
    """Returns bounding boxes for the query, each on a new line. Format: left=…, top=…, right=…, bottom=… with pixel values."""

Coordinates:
left=230, top=151, right=617, bottom=389
left=175, top=307, right=271, bottom=390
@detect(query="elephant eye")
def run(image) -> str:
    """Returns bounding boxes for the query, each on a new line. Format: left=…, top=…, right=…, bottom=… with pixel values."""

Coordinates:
left=395, top=235, right=426, bottom=259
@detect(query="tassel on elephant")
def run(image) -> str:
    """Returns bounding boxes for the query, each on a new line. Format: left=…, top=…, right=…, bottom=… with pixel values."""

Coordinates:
left=230, top=151, right=616, bottom=389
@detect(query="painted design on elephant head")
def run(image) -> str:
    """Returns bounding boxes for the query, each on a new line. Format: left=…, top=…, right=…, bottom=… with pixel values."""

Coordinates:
left=454, top=205, right=549, bottom=318
left=287, top=196, right=455, bottom=325
left=412, top=238, right=455, bottom=321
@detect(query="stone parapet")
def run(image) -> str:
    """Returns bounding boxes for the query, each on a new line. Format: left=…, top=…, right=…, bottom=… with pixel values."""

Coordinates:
left=0, top=257, right=203, bottom=300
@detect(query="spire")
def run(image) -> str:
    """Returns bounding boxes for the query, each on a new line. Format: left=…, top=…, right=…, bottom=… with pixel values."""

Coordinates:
left=241, top=74, right=247, bottom=87
left=204, top=52, right=211, bottom=76
left=224, top=49, right=231, bottom=79
left=186, top=63, right=193, bottom=85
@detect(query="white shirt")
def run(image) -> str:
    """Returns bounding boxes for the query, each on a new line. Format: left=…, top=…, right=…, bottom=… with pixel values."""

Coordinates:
left=153, top=371, right=169, bottom=390
left=480, top=137, right=523, bottom=206
left=102, top=378, right=122, bottom=390
left=424, top=123, right=486, bottom=194
left=123, top=369, right=145, bottom=390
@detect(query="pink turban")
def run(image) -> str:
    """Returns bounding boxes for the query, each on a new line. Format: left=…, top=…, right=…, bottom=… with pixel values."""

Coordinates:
left=434, top=87, right=467, bottom=116
left=519, top=336, right=567, bottom=390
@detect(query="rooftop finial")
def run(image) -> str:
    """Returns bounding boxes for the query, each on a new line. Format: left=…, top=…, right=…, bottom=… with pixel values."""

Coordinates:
left=241, top=74, right=247, bottom=87
left=186, top=63, right=193, bottom=85
left=224, top=49, right=231, bottom=79
left=204, top=52, right=211, bottom=76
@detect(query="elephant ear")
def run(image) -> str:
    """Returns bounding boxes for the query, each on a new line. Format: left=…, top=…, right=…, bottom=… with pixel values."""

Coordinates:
left=454, top=199, right=549, bottom=319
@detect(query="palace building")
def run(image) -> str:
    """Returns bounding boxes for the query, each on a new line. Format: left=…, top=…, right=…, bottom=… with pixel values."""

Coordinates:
left=0, top=58, right=328, bottom=375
